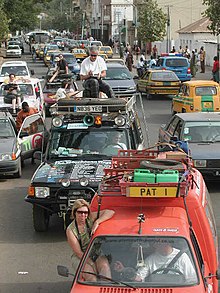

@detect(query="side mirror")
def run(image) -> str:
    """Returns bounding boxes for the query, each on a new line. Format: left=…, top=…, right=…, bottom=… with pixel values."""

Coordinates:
left=57, top=265, right=74, bottom=277
left=19, top=131, right=29, bottom=138
left=30, top=69, right=35, bottom=75
left=133, top=75, right=139, bottom=80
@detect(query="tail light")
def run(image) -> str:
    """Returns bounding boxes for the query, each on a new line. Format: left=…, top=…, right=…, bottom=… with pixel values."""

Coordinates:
left=162, top=67, right=166, bottom=71
left=187, top=68, right=191, bottom=74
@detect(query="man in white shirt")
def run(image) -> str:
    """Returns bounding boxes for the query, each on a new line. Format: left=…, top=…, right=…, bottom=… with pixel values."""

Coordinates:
left=136, top=241, right=197, bottom=284
left=80, top=46, right=115, bottom=98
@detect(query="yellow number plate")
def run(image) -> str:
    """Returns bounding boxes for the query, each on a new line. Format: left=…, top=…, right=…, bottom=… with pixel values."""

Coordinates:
left=128, top=187, right=178, bottom=197
left=203, top=102, right=212, bottom=108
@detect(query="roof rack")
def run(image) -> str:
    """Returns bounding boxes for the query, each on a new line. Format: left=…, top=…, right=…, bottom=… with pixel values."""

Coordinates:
left=98, top=149, right=193, bottom=198
left=50, top=95, right=136, bottom=116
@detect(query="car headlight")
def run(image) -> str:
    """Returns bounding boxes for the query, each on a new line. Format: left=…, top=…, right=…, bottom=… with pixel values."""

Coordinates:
left=35, top=187, right=50, bottom=198
left=128, top=86, right=136, bottom=90
left=193, top=160, right=207, bottom=168
left=1, top=153, right=12, bottom=160
left=80, top=177, right=89, bottom=186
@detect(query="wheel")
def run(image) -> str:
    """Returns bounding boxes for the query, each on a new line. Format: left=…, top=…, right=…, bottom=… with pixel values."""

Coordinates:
left=14, top=157, right=22, bottom=178
left=33, top=205, right=50, bottom=232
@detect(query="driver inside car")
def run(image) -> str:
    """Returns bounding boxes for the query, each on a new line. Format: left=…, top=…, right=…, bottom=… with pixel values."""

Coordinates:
left=136, top=241, right=197, bottom=283
left=104, top=132, right=127, bottom=156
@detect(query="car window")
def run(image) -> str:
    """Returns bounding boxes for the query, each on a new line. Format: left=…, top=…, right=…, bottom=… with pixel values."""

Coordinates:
left=165, top=59, right=188, bottom=67
left=78, top=236, right=198, bottom=286
left=167, top=117, right=180, bottom=135
left=0, top=66, right=28, bottom=76
left=0, top=119, right=15, bottom=137
left=48, top=129, right=128, bottom=158
left=195, top=86, right=217, bottom=96
left=151, top=72, right=179, bottom=81
left=183, top=122, right=220, bottom=142
left=18, top=84, right=33, bottom=95
left=105, top=67, right=132, bottom=80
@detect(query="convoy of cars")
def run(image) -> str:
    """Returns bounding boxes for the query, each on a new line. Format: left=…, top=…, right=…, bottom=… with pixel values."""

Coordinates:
left=1, top=34, right=220, bottom=292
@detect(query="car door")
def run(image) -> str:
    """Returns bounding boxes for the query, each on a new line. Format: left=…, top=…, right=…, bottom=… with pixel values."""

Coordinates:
left=17, top=113, right=47, bottom=160
left=159, top=116, right=182, bottom=143
left=138, top=71, right=150, bottom=93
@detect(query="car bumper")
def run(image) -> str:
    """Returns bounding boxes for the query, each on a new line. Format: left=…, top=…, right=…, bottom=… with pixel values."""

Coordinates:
left=0, top=158, right=20, bottom=175
left=148, top=87, right=180, bottom=95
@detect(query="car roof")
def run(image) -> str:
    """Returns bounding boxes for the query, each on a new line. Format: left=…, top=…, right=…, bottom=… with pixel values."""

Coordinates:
left=182, top=80, right=219, bottom=86
left=1, top=61, right=28, bottom=66
left=175, top=112, right=220, bottom=121
left=0, top=111, right=13, bottom=119
left=106, top=63, right=127, bottom=68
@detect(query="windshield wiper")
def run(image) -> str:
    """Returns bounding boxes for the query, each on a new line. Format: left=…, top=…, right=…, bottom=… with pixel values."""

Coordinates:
left=80, top=153, right=111, bottom=158
left=80, top=271, right=137, bottom=289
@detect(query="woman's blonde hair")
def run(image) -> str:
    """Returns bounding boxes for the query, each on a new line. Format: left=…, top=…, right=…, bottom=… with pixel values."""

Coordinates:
left=70, top=199, right=91, bottom=220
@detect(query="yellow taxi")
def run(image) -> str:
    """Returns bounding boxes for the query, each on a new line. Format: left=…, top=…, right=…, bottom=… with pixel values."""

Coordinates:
left=43, top=50, right=61, bottom=67
left=98, top=46, right=113, bottom=58
left=137, top=69, right=181, bottom=99
left=71, top=48, right=88, bottom=62
left=172, top=80, right=220, bottom=114
left=98, top=53, right=108, bottom=61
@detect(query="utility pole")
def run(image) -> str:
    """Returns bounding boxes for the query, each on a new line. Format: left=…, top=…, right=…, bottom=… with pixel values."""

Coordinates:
left=165, top=5, right=172, bottom=53
left=81, top=12, right=85, bottom=40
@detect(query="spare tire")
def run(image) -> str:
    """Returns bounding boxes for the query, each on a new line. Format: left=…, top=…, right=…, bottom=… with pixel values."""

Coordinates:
left=140, top=159, right=184, bottom=170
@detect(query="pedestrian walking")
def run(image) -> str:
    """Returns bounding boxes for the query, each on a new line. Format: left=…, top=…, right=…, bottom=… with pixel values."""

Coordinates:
left=152, top=45, right=158, bottom=59
left=199, top=46, right=206, bottom=73
left=126, top=50, right=134, bottom=72
left=212, top=56, right=219, bottom=83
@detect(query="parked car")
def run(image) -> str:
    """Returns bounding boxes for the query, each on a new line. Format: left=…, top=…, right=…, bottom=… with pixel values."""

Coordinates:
left=98, top=46, right=113, bottom=58
left=103, top=63, right=136, bottom=96
left=137, top=69, right=181, bottom=98
left=172, top=80, right=220, bottom=114
left=156, top=55, right=191, bottom=82
left=158, top=112, right=220, bottom=180
left=0, top=61, right=34, bottom=84
left=0, top=111, right=47, bottom=178
left=6, top=45, right=22, bottom=58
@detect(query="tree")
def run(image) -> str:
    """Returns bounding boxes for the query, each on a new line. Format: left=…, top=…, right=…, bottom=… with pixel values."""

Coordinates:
left=203, top=0, right=220, bottom=35
left=0, top=1, right=9, bottom=41
left=137, top=0, right=167, bottom=43
left=3, top=0, right=40, bottom=33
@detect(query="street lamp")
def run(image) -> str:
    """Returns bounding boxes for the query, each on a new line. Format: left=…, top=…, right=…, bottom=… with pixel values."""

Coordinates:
left=37, top=15, right=43, bottom=31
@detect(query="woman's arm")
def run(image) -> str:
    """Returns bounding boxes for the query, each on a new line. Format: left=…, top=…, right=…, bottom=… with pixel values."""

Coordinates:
left=91, top=209, right=115, bottom=234
left=66, top=228, right=84, bottom=259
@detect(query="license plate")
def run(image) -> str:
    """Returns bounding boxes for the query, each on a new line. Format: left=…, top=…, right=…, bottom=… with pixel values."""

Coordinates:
left=127, top=187, right=178, bottom=197
left=74, top=105, right=102, bottom=112
left=203, top=102, right=212, bottom=108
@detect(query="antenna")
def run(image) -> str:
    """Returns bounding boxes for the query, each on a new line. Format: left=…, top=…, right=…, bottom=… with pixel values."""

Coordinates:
left=137, top=213, right=145, bottom=235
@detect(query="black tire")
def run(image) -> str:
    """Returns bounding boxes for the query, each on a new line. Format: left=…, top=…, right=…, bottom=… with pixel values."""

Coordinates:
left=33, top=205, right=50, bottom=232
left=14, top=157, right=22, bottom=178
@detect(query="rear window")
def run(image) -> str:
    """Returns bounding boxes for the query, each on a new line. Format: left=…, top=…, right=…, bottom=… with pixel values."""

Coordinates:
left=151, top=72, right=179, bottom=81
left=165, top=58, right=188, bottom=67
left=195, top=86, right=217, bottom=96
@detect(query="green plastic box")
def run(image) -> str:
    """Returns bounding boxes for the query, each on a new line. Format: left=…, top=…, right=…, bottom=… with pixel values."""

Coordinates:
left=134, top=169, right=156, bottom=183
left=156, top=170, right=179, bottom=183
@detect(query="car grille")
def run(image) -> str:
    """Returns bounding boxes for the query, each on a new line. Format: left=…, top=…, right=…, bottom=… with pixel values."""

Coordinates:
left=207, top=160, right=220, bottom=168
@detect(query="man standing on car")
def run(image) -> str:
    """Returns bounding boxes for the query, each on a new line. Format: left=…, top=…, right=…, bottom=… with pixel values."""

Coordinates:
left=49, top=54, right=69, bottom=82
left=16, top=102, right=38, bottom=130
left=80, top=46, right=115, bottom=99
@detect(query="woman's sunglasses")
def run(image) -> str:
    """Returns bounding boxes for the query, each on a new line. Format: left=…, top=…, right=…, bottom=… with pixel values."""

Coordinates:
left=76, top=210, right=89, bottom=215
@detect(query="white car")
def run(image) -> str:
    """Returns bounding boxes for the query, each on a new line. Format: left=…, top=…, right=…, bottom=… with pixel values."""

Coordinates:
left=6, top=45, right=22, bottom=58
left=0, top=77, right=45, bottom=118
left=0, top=61, right=34, bottom=84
